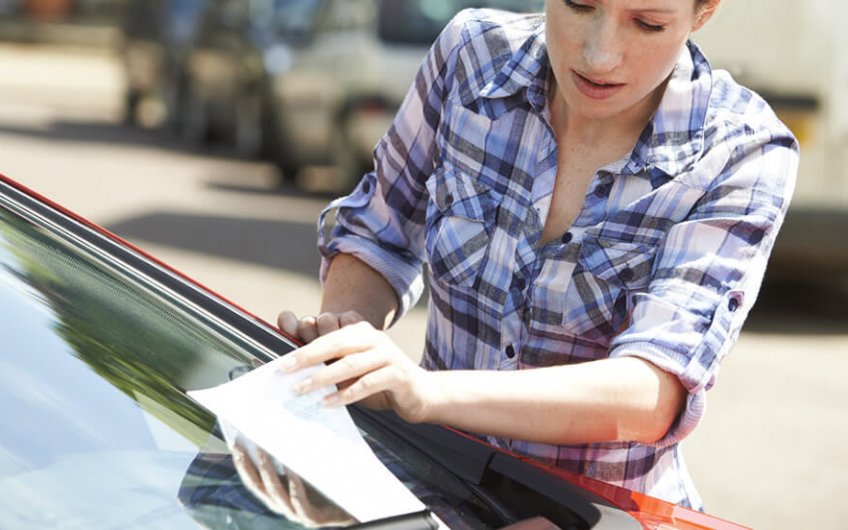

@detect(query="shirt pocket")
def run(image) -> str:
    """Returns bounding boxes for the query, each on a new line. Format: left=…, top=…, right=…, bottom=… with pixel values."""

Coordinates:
left=424, top=164, right=498, bottom=289
left=562, top=236, right=658, bottom=344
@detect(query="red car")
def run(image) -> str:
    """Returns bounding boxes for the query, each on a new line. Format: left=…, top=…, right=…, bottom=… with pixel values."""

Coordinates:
left=0, top=173, right=747, bottom=530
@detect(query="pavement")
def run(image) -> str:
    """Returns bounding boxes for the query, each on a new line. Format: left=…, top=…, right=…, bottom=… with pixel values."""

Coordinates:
left=1, top=41, right=846, bottom=530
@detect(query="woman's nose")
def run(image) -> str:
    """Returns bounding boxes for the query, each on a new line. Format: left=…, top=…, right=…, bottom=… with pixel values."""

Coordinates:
left=583, top=20, right=623, bottom=73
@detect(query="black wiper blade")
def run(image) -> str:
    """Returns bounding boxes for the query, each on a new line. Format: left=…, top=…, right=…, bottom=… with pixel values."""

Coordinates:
left=352, top=407, right=642, bottom=530
left=352, top=407, right=496, bottom=484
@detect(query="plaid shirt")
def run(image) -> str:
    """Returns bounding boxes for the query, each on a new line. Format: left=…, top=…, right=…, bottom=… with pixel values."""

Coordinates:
left=318, top=9, right=798, bottom=508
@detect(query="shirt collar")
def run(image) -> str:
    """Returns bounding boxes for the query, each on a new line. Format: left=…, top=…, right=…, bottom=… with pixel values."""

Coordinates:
left=624, top=41, right=714, bottom=181
left=480, top=29, right=714, bottom=184
left=478, top=17, right=549, bottom=112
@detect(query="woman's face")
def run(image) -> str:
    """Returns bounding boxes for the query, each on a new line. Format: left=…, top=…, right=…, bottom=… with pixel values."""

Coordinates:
left=545, top=0, right=715, bottom=123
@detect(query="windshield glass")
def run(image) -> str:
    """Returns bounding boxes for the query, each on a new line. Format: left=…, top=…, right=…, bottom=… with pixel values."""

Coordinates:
left=0, top=187, right=506, bottom=529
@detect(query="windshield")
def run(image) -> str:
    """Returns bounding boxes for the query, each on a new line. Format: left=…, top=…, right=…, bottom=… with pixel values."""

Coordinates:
left=0, top=185, right=504, bottom=529
left=378, top=0, right=545, bottom=46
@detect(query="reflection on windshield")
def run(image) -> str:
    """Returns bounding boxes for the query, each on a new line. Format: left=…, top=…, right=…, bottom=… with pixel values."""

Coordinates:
left=0, top=196, right=505, bottom=529
left=0, top=208, right=247, bottom=438
left=179, top=450, right=292, bottom=529
left=179, top=416, right=503, bottom=530
left=0, top=206, right=264, bottom=528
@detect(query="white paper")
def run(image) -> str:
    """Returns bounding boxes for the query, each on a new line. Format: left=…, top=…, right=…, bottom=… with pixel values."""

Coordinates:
left=187, top=356, right=426, bottom=523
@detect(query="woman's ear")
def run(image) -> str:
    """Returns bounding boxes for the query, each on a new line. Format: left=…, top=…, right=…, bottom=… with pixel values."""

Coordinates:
left=692, top=0, right=721, bottom=32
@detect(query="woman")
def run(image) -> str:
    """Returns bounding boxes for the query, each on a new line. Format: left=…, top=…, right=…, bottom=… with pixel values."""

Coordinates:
left=275, top=0, right=798, bottom=509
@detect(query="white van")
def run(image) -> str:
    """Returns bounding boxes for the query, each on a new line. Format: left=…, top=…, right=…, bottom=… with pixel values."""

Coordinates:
left=693, top=0, right=848, bottom=277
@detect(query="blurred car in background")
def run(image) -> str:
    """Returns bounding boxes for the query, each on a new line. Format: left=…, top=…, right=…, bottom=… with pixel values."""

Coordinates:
left=0, top=0, right=124, bottom=29
left=179, top=0, right=294, bottom=159
left=182, top=0, right=543, bottom=190
left=120, top=0, right=207, bottom=130
left=0, top=172, right=750, bottom=529
left=265, top=0, right=545, bottom=191
left=0, top=0, right=21, bottom=17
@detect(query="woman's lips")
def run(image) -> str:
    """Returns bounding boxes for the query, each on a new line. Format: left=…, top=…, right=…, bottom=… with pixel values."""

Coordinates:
left=571, top=70, right=625, bottom=100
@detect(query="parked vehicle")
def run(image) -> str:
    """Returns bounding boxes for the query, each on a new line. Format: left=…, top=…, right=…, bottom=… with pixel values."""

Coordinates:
left=0, top=172, right=748, bottom=529
left=693, top=0, right=848, bottom=278
left=120, top=0, right=207, bottom=130
left=263, top=0, right=545, bottom=190
left=0, top=0, right=21, bottom=17
left=180, top=0, right=313, bottom=159
left=181, top=0, right=544, bottom=188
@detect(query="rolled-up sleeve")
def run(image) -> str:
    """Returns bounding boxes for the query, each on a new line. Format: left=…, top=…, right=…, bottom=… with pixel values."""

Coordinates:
left=317, top=12, right=469, bottom=321
left=609, top=124, right=799, bottom=447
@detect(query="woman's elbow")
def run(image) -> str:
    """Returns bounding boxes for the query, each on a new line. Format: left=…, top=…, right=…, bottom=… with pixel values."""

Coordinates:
left=626, top=361, right=688, bottom=444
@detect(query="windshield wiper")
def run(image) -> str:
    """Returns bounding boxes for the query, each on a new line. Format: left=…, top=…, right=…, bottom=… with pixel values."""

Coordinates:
left=352, top=407, right=642, bottom=530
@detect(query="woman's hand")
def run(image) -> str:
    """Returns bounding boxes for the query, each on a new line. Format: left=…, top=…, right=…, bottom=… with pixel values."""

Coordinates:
left=280, top=321, right=436, bottom=424
left=277, top=309, right=366, bottom=345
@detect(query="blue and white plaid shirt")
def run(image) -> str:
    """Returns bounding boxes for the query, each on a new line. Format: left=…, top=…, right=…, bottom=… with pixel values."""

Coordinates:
left=318, top=9, right=798, bottom=508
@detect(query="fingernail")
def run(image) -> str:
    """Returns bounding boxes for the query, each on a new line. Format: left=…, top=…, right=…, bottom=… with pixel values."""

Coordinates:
left=322, top=394, right=341, bottom=407
left=279, top=355, right=296, bottom=372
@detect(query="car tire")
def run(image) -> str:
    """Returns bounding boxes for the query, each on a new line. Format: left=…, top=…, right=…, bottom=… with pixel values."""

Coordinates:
left=123, top=89, right=141, bottom=126
left=331, top=113, right=371, bottom=193
left=234, top=90, right=264, bottom=159
left=180, top=88, right=210, bottom=149
left=161, top=69, right=189, bottom=136
left=260, top=89, right=299, bottom=184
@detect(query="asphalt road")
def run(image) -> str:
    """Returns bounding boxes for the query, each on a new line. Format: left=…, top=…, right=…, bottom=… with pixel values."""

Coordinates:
left=1, top=42, right=845, bottom=530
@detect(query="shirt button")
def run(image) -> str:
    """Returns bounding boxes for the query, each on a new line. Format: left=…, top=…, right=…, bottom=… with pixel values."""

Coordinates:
left=619, top=267, right=634, bottom=282
left=444, top=193, right=454, bottom=207
left=512, top=277, right=527, bottom=291
left=594, top=184, right=611, bottom=198
left=505, top=345, right=517, bottom=359
left=561, top=231, right=573, bottom=244
left=728, top=297, right=740, bottom=312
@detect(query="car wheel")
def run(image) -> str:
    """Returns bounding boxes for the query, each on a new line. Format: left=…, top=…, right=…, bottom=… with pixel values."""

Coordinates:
left=160, top=83, right=180, bottom=134
left=161, top=69, right=188, bottom=136
left=234, top=91, right=263, bottom=159
left=331, top=114, right=371, bottom=193
left=260, top=90, right=299, bottom=184
left=123, top=89, right=141, bottom=126
left=180, top=89, right=210, bottom=149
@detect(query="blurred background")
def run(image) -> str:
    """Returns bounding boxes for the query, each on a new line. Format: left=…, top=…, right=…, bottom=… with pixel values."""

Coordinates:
left=0, top=0, right=845, bottom=528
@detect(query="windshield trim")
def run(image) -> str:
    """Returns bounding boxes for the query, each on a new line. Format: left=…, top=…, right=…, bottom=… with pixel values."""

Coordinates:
left=0, top=175, right=295, bottom=363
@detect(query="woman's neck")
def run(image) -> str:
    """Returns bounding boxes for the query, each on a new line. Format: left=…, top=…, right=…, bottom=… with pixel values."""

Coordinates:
left=549, top=74, right=668, bottom=149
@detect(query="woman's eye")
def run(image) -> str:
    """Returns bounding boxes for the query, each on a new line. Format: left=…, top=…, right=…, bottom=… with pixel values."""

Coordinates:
left=564, top=0, right=593, bottom=12
left=636, top=19, right=666, bottom=32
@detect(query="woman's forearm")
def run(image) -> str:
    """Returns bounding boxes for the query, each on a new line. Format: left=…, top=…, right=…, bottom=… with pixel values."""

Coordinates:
left=422, top=356, right=686, bottom=445
left=317, top=255, right=685, bottom=446
left=320, top=253, right=399, bottom=331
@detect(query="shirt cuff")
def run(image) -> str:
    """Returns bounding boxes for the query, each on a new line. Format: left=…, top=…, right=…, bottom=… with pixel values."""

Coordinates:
left=608, top=341, right=710, bottom=448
